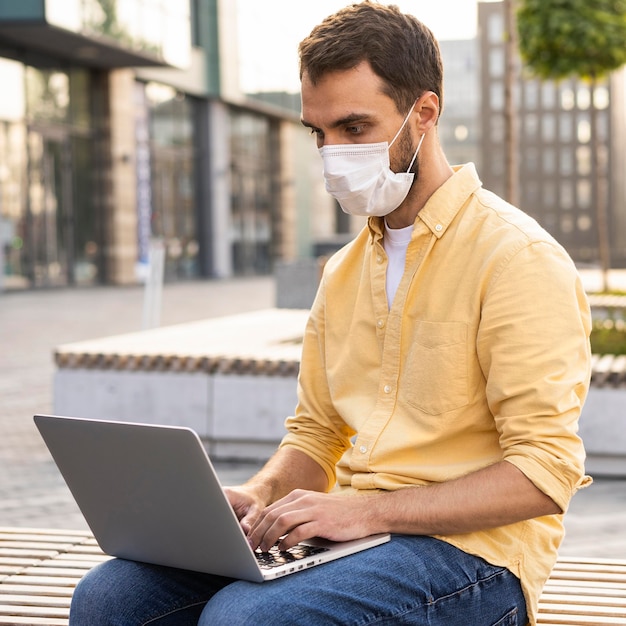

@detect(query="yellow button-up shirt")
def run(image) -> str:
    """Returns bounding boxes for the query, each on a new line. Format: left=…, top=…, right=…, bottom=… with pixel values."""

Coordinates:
left=280, top=163, right=591, bottom=625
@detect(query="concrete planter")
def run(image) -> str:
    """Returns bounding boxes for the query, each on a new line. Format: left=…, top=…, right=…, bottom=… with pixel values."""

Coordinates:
left=53, top=308, right=626, bottom=473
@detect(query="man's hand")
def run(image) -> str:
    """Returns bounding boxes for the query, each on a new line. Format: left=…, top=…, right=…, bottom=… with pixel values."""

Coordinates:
left=247, top=489, right=377, bottom=552
left=224, top=486, right=267, bottom=536
left=224, top=447, right=331, bottom=543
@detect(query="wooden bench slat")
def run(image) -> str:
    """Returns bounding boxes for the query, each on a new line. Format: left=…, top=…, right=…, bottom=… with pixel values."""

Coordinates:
left=62, top=545, right=103, bottom=555
left=544, top=580, right=626, bottom=592
left=0, top=530, right=92, bottom=540
left=537, top=615, right=626, bottom=625
left=40, top=559, right=108, bottom=571
left=542, top=581, right=626, bottom=598
left=0, top=541, right=77, bottom=550
left=542, top=585, right=626, bottom=599
left=0, top=605, right=68, bottom=618
left=3, top=576, right=84, bottom=587
left=538, top=600, right=626, bottom=617
left=539, top=592, right=626, bottom=607
left=0, top=557, right=43, bottom=566
left=549, top=573, right=626, bottom=582
left=0, top=617, right=68, bottom=625
left=0, top=585, right=74, bottom=598
left=20, top=567, right=91, bottom=578
left=552, top=561, right=626, bottom=573
left=552, top=557, right=626, bottom=568
left=0, top=595, right=71, bottom=608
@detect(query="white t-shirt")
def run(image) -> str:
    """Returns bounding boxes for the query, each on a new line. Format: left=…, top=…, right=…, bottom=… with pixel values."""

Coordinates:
left=383, top=219, right=413, bottom=308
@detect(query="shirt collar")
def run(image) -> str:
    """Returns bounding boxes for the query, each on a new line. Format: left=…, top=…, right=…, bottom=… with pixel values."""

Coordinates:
left=368, top=163, right=483, bottom=241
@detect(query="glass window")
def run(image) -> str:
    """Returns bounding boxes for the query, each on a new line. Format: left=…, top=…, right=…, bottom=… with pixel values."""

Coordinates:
left=559, top=114, right=573, bottom=142
left=525, top=113, right=538, bottom=137
left=560, top=147, right=574, bottom=175
left=490, top=82, right=504, bottom=111
left=25, top=68, right=70, bottom=124
left=577, top=87, right=590, bottom=110
left=577, top=179, right=591, bottom=208
left=69, top=69, right=92, bottom=129
left=593, top=86, right=610, bottom=110
left=524, top=80, right=539, bottom=110
left=577, top=118, right=591, bottom=143
left=0, top=121, right=27, bottom=288
left=144, top=82, right=198, bottom=280
left=560, top=181, right=574, bottom=209
left=489, top=146, right=505, bottom=177
left=526, top=180, right=540, bottom=205
left=577, top=214, right=592, bottom=232
left=488, top=12, right=504, bottom=43
left=543, top=181, right=556, bottom=207
left=560, top=215, right=574, bottom=233
left=561, top=88, right=575, bottom=111
left=0, top=59, right=25, bottom=122
left=541, top=82, right=556, bottom=109
left=542, top=114, right=555, bottom=141
left=490, top=114, right=505, bottom=142
left=71, top=135, right=98, bottom=285
left=489, top=48, right=505, bottom=78
left=542, top=148, right=556, bottom=174
left=46, top=0, right=191, bottom=68
left=2, top=63, right=97, bottom=289
left=525, top=147, right=539, bottom=172
left=229, top=110, right=278, bottom=275
left=596, top=111, right=609, bottom=142
left=576, top=146, right=591, bottom=176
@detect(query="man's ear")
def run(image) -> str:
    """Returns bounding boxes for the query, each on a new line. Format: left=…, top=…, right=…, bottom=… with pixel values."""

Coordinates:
left=415, top=91, right=440, bottom=132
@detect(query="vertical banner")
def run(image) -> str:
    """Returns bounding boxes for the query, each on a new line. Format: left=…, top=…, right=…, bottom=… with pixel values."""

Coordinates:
left=135, top=83, right=152, bottom=282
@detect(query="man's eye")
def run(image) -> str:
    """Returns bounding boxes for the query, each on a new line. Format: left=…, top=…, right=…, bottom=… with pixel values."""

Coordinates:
left=347, top=125, right=365, bottom=134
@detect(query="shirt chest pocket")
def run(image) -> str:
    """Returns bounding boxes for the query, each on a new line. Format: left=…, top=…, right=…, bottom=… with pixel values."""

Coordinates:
left=401, top=320, right=469, bottom=415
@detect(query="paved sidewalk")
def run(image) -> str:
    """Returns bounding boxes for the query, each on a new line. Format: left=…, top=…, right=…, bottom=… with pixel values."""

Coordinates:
left=0, top=275, right=625, bottom=558
left=0, top=278, right=273, bottom=530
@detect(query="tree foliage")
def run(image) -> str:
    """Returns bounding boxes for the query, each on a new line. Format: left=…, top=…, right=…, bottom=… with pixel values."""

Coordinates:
left=516, top=0, right=626, bottom=292
left=517, top=0, right=626, bottom=79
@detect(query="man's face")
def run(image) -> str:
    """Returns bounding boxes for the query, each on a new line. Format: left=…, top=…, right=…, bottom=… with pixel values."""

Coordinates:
left=300, top=60, right=418, bottom=175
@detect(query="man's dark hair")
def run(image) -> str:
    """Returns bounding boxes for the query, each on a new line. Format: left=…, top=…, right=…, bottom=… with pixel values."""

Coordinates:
left=298, top=1, right=444, bottom=116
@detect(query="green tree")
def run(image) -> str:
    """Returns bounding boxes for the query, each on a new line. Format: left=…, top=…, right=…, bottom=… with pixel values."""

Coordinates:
left=517, top=0, right=626, bottom=292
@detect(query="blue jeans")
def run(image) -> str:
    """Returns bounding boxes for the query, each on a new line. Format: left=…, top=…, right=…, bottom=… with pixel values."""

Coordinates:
left=69, top=535, right=528, bottom=625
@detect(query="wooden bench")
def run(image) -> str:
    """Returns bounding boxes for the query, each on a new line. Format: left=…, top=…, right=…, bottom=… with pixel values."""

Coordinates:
left=0, top=528, right=110, bottom=625
left=1, top=528, right=625, bottom=625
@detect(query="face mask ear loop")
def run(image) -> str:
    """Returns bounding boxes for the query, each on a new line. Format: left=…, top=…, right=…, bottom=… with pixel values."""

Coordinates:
left=389, top=100, right=418, bottom=148
left=406, top=132, right=425, bottom=173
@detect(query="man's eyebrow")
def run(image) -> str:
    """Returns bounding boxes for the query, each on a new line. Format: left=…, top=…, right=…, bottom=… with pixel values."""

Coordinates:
left=301, top=112, right=371, bottom=130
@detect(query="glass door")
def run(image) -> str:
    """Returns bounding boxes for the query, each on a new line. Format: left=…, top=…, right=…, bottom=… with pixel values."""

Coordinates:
left=26, top=129, right=71, bottom=287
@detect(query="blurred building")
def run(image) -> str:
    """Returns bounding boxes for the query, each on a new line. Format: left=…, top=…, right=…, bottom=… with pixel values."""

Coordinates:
left=438, top=39, right=481, bottom=170
left=0, top=0, right=329, bottom=290
left=479, top=1, right=626, bottom=268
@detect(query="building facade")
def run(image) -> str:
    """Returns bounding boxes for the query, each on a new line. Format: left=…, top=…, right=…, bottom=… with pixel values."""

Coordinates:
left=0, top=0, right=329, bottom=290
left=479, top=1, right=626, bottom=268
left=438, top=38, right=481, bottom=171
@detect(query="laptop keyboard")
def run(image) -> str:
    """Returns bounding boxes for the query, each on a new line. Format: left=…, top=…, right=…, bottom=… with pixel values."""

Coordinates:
left=255, top=542, right=330, bottom=570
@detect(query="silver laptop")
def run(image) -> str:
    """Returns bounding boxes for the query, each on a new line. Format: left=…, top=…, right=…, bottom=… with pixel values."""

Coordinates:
left=34, top=414, right=390, bottom=582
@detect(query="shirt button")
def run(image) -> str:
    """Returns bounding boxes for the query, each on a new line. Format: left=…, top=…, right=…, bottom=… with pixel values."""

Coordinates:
left=435, top=224, right=443, bottom=232
left=384, top=385, right=392, bottom=394
left=377, top=319, right=384, bottom=328
left=376, top=255, right=383, bottom=263
left=359, top=445, right=367, bottom=453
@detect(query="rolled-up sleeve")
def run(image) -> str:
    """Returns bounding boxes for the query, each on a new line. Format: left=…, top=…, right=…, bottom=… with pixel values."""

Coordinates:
left=279, top=277, right=354, bottom=490
left=477, top=240, right=592, bottom=512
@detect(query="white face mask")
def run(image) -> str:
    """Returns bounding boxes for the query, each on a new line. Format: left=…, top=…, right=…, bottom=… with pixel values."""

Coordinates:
left=318, top=103, right=425, bottom=217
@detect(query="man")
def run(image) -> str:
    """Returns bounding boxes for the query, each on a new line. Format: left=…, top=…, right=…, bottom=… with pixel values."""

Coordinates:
left=70, top=2, right=591, bottom=625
